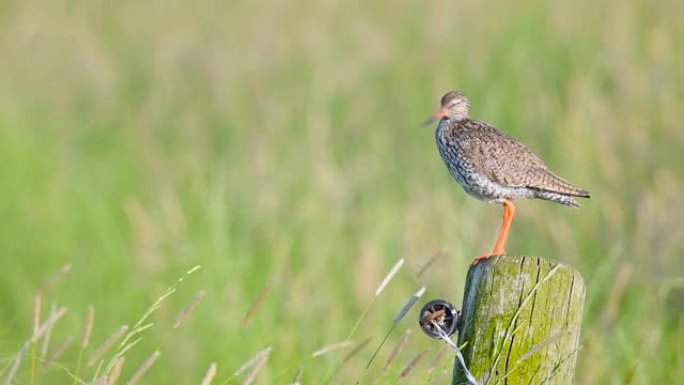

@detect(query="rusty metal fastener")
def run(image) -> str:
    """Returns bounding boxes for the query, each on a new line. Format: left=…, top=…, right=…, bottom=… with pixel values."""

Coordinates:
left=418, top=299, right=460, bottom=339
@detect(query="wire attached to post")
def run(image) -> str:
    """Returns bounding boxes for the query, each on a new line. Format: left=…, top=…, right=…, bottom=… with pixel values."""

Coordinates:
left=430, top=321, right=478, bottom=385
left=418, top=299, right=478, bottom=385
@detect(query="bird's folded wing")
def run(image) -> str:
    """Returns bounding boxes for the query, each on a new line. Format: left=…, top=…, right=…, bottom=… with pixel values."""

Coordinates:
left=464, top=124, right=588, bottom=197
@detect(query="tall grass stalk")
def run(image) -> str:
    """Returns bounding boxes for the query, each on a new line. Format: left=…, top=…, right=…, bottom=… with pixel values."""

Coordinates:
left=104, top=265, right=201, bottom=374
left=366, top=286, right=426, bottom=369
left=347, top=258, right=405, bottom=341
left=73, top=305, right=95, bottom=385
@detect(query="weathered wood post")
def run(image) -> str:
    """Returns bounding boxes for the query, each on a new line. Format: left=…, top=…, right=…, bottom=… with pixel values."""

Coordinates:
left=453, top=255, right=585, bottom=385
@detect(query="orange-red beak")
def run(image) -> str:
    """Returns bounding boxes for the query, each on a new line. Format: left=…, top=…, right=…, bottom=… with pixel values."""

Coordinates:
left=423, top=109, right=448, bottom=125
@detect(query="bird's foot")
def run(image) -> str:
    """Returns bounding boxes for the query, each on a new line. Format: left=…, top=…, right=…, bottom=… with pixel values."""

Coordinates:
left=471, top=252, right=505, bottom=266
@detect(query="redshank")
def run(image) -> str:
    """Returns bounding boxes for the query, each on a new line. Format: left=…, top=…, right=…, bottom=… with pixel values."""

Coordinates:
left=427, top=91, right=590, bottom=264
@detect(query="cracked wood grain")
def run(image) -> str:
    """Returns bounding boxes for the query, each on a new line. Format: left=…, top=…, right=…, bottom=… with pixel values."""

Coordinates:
left=453, top=255, right=585, bottom=385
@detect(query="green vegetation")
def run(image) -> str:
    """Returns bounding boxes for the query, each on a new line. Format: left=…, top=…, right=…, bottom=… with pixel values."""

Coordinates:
left=1, top=0, right=682, bottom=383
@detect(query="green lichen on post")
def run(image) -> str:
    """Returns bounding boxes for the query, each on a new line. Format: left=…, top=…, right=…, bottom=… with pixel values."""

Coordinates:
left=453, top=255, right=585, bottom=385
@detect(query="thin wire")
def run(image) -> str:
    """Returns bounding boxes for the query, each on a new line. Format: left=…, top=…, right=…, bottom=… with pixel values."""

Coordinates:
left=431, top=321, right=479, bottom=385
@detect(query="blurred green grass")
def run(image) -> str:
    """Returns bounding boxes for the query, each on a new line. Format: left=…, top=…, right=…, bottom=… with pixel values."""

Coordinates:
left=1, top=0, right=683, bottom=383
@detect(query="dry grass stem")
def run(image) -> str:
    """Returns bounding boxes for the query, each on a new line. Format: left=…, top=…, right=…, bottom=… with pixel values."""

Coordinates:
left=311, top=341, right=353, bottom=357
left=291, top=366, right=304, bottom=384
left=33, top=307, right=68, bottom=342
left=375, top=258, right=404, bottom=297
left=342, top=337, right=372, bottom=363
left=242, top=279, right=273, bottom=325
left=74, top=306, right=95, bottom=385
left=81, top=305, right=95, bottom=348
left=46, top=335, right=73, bottom=365
left=39, top=264, right=72, bottom=294
left=399, top=349, right=428, bottom=378
left=416, top=248, right=446, bottom=279
left=5, top=341, right=30, bottom=385
left=107, top=356, right=125, bottom=385
left=383, top=330, right=411, bottom=372
left=365, top=288, right=426, bottom=371
left=173, top=290, right=206, bottom=328
left=200, top=362, right=217, bottom=385
left=32, top=294, right=42, bottom=337
left=104, top=265, right=201, bottom=374
left=241, top=352, right=269, bottom=385
left=40, top=303, right=58, bottom=358
left=125, top=350, right=161, bottom=385
left=235, top=347, right=272, bottom=375
left=88, top=325, right=130, bottom=366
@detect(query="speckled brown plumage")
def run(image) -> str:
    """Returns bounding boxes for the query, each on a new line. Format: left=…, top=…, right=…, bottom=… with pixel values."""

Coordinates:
left=428, top=91, right=590, bottom=263
left=432, top=91, right=589, bottom=206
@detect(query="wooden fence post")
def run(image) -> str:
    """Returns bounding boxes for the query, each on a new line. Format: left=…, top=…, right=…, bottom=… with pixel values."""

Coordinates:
left=452, top=255, right=585, bottom=385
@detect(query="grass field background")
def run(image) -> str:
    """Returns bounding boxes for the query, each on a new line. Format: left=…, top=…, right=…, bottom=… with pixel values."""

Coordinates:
left=1, top=0, right=683, bottom=383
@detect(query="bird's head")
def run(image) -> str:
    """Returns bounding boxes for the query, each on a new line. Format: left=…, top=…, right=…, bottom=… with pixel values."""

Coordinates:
left=426, top=91, right=470, bottom=124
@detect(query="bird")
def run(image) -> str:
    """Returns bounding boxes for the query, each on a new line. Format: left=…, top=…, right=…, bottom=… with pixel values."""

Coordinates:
left=427, top=91, right=590, bottom=264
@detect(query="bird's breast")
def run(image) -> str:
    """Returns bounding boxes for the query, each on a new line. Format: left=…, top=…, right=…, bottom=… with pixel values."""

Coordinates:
left=434, top=120, right=513, bottom=202
left=435, top=122, right=470, bottom=182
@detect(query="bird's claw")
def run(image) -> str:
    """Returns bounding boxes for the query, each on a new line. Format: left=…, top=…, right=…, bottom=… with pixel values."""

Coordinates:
left=471, top=252, right=504, bottom=266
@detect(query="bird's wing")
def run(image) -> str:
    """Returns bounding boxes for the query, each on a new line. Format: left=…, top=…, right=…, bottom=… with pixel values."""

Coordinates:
left=460, top=121, right=589, bottom=197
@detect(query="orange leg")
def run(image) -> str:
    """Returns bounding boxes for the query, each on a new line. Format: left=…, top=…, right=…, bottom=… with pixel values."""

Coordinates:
left=472, top=199, right=516, bottom=265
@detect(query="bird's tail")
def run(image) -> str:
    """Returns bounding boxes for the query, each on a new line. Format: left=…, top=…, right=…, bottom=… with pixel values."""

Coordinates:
left=535, top=169, right=590, bottom=198
left=529, top=169, right=590, bottom=207
left=535, top=191, right=581, bottom=207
